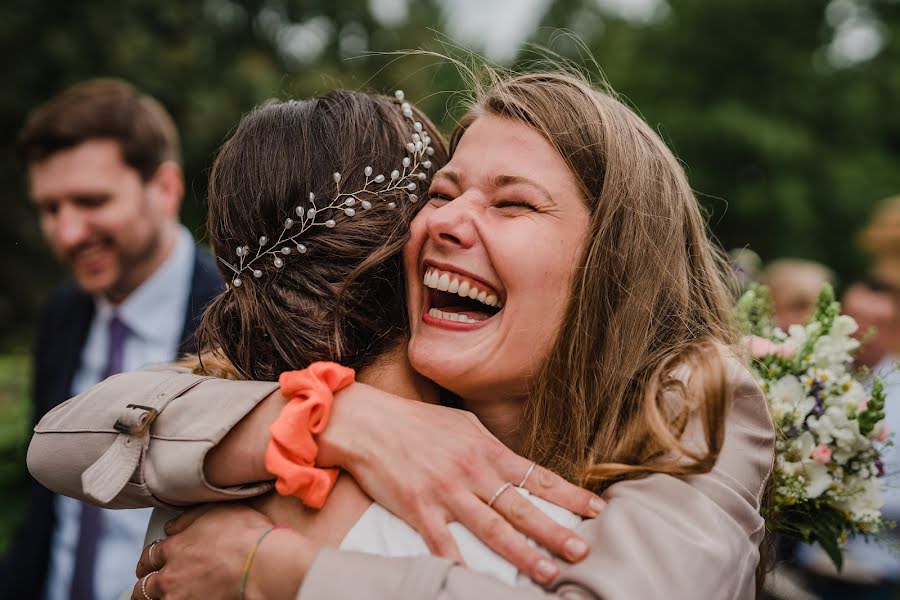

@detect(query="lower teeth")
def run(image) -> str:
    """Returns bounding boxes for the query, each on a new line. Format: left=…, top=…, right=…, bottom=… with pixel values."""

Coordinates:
left=428, top=308, right=479, bottom=324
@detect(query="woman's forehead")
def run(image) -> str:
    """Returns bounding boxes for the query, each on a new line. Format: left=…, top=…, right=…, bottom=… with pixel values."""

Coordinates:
left=442, top=115, right=580, bottom=198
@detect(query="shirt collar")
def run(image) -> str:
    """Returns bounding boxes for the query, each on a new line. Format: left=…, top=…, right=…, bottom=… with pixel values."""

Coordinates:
left=96, top=226, right=195, bottom=342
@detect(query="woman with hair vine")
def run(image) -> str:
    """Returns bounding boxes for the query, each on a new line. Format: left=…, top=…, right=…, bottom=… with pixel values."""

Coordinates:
left=30, top=69, right=774, bottom=600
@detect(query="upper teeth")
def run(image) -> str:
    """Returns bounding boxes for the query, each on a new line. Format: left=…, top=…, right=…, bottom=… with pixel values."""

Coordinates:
left=423, top=267, right=502, bottom=308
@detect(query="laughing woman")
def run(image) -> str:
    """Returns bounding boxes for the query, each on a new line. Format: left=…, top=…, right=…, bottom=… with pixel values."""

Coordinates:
left=30, top=70, right=774, bottom=600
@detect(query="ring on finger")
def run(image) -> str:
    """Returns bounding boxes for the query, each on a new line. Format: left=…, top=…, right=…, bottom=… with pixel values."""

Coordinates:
left=487, top=482, right=513, bottom=508
left=517, top=462, right=536, bottom=488
left=142, top=570, right=159, bottom=600
left=147, top=539, right=162, bottom=569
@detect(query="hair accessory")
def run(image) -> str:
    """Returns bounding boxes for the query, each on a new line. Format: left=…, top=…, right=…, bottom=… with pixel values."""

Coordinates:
left=218, top=90, right=435, bottom=288
left=265, top=361, right=356, bottom=508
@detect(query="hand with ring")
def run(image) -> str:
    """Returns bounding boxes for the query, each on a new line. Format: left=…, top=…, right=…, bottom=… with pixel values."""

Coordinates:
left=132, top=504, right=317, bottom=600
left=317, top=384, right=606, bottom=583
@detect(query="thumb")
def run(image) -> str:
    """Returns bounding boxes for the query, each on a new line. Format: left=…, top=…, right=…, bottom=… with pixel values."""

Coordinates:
left=165, top=504, right=215, bottom=536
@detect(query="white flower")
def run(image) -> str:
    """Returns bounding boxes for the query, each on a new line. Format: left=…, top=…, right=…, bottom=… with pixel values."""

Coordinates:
left=811, top=316, right=860, bottom=368
left=780, top=431, right=834, bottom=498
left=768, top=375, right=813, bottom=428
left=835, top=477, right=884, bottom=523
left=807, top=407, right=868, bottom=465
left=785, top=324, right=810, bottom=352
left=803, top=463, right=833, bottom=498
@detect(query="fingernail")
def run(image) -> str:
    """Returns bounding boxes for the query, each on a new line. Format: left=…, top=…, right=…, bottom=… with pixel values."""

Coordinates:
left=164, top=520, right=176, bottom=534
left=536, top=559, right=558, bottom=583
left=588, top=497, right=606, bottom=517
left=564, top=537, right=589, bottom=561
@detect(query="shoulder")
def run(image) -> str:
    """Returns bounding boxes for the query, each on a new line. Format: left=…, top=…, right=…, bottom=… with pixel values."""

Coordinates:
left=39, top=280, right=90, bottom=324
left=34, top=281, right=92, bottom=352
left=705, top=343, right=775, bottom=510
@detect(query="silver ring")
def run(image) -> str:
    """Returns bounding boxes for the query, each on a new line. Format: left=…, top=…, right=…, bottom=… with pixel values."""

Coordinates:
left=487, top=482, right=513, bottom=508
left=147, top=539, right=162, bottom=569
left=142, top=570, right=158, bottom=600
left=517, top=462, right=536, bottom=488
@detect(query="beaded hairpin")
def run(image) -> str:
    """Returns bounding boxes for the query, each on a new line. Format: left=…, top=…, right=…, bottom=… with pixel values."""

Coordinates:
left=217, top=90, right=435, bottom=288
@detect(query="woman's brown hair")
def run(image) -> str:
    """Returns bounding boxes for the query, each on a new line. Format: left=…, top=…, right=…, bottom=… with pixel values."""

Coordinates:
left=452, top=69, right=772, bottom=592
left=196, top=90, right=447, bottom=380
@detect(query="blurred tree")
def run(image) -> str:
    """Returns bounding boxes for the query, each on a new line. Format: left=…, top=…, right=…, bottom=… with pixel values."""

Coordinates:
left=2, top=0, right=899, bottom=349
left=531, top=0, right=900, bottom=283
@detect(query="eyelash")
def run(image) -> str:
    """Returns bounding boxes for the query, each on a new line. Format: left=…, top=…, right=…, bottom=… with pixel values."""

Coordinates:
left=495, top=200, right=536, bottom=211
left=427, top=193, right=537, bottom=212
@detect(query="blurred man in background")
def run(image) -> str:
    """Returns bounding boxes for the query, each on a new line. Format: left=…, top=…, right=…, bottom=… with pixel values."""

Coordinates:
left=0, top=79, right=221, bottom=599
left=842, top=279, right=900, bottom=372
left=759, top=258, right=836, bottom=330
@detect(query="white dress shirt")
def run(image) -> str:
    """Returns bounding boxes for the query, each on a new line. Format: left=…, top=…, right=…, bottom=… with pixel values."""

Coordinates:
left=44, top=226, right=196, bottom=600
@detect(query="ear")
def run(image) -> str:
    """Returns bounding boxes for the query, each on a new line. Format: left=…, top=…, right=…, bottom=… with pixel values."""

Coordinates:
left=148, top=161, right=184, bottom=218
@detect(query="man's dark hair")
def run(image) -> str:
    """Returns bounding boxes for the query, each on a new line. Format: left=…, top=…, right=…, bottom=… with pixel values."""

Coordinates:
left=17, top=78, right=180, bottom=180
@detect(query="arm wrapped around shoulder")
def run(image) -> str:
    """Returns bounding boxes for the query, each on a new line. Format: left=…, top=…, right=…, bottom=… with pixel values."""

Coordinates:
left=297, top=355, right=775, bottom=600
left=27, top=367, right=280, bottom=509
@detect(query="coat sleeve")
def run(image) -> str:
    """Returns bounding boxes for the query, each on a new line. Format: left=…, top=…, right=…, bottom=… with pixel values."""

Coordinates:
left=26, top=367, right=280, bottom=509
left=297, top=357, right=775, bottom=600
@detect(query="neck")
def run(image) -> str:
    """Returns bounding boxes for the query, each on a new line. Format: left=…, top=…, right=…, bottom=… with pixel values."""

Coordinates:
left=466, top=396, right=526, bottom=453
left=357, top=344, right=439, bottom=405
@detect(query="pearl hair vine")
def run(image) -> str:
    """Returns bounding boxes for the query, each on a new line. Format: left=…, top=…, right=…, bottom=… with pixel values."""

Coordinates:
left=218, top=90, right=435, bottom=289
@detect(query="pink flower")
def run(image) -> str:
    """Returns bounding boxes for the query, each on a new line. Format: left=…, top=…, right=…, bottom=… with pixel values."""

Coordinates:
left=776, top=342, right=797, bottom=359
left=742, top=336, right=796, bottom=359
left=859, top=396, right=870, bottom=412
left=877, top=425, right=889, bottom=442
left=810, top=444, right=832, bottom=464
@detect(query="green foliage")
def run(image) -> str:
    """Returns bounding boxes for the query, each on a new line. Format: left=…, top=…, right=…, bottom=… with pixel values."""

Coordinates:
left=735, top=283, right=775, bottom=337
left=812, top=283, right=840, bottom=333
left=0, top=353, right=30, bottom=555
left=859, top=377, right=886, bottom=436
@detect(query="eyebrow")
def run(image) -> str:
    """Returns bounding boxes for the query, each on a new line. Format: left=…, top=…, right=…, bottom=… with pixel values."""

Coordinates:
left=493, top=175, right=554, bottom=205
left=433, top=170, right=555, bottom=205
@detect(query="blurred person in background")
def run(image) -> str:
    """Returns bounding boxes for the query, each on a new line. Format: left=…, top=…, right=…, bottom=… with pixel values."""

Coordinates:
left=842, top=278, right=900, bottom=372
left=759, top=258, right=836, bottom=330
left=0, top=79, right=221, bottom=600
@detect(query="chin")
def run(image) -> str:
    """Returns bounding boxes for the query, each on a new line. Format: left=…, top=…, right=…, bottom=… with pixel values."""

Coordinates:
left=74, top=270, right=120, bottom=298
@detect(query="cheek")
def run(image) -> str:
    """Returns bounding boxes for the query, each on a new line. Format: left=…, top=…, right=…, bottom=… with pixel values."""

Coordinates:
left=403, top=214, right=429, bottom=283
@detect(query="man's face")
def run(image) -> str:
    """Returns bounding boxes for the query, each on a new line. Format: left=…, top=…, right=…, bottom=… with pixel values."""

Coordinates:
left=28, top=139, right=175, bottom=301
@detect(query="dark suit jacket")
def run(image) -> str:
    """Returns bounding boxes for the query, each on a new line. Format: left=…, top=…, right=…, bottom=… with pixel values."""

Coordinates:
left=0, top=246, right=222, bottom=600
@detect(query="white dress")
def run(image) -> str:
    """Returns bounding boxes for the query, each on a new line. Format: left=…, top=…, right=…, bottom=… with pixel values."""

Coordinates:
left=129, top=488, right=581, bottom=597
left=340, top=488, right=582, bottom=586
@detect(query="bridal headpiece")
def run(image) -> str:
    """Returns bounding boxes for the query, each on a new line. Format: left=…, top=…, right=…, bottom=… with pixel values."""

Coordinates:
left=217, top=90, right=435, bottom=288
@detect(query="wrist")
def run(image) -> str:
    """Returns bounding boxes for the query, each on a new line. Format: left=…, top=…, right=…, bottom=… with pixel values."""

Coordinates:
left=316, top=381, right=372, bottom=469
left=246, top=528, right=317, bottom=600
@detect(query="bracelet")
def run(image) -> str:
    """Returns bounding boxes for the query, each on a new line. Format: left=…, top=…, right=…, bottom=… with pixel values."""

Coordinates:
left=240, top=524, right=288, bottom=600
left=265, top=361, right=355, bottom=508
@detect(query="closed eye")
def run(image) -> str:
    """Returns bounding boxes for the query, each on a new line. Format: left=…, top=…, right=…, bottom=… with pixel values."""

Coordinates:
left=428, top=192, right=453, bottom=204
left=496, top=200, right=537, bottom=211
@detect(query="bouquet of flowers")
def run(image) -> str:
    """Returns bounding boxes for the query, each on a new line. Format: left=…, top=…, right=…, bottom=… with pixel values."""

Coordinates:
left=735, top=283, right=893, bottom=569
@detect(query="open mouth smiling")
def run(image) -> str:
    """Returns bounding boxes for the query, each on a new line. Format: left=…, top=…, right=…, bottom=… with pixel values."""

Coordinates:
left=422, top=264, right=504, bottom=327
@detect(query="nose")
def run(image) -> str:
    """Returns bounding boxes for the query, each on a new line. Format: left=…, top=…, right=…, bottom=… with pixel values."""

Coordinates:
left=425, top=195, right=478, bottom=250
left=52, top=204, right=91, bottom=251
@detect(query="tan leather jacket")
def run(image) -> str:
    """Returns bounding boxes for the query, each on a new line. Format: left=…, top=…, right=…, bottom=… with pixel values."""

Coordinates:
left=28, top=358, right=774, bottom=599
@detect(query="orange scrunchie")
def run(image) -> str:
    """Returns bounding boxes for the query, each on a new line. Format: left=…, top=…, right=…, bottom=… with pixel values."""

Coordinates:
left=264, top=361, right=355, bottom=508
